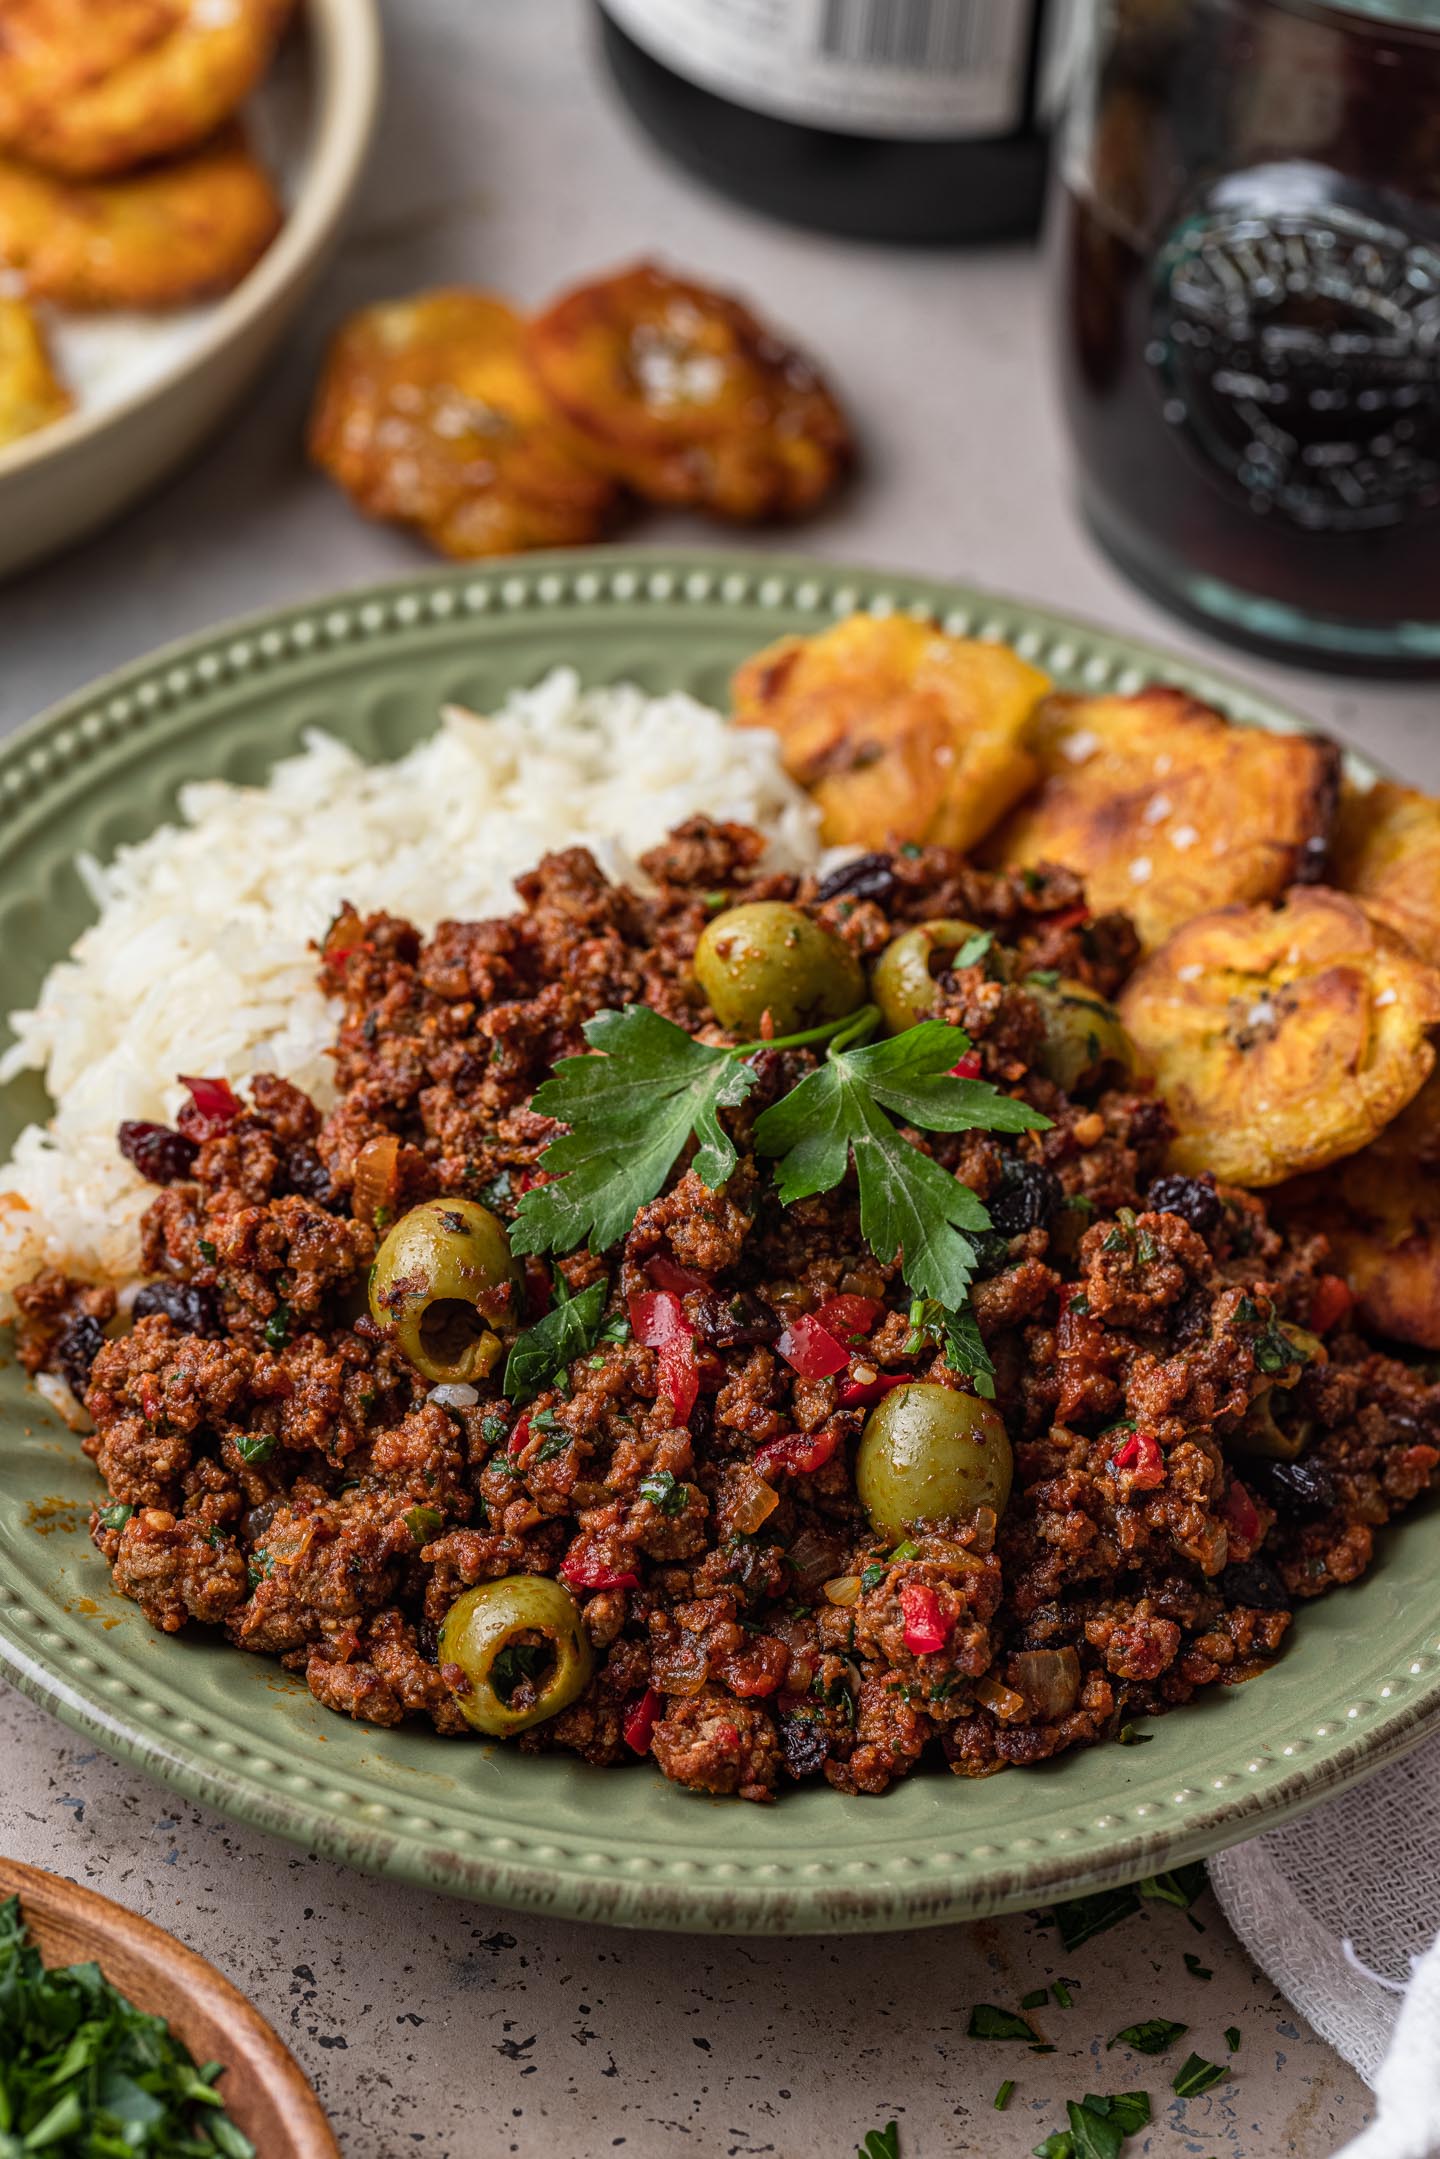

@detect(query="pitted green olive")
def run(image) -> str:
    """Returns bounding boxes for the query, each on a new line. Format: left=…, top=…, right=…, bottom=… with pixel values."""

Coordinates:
left=872, top=919, right=992, bottom=1035
left=438, top=1575, right=593, bottom=1736
left=694, top=901, right=865, bottom=1037
left=1029, top=977, right=1134, bottom=1093
left=369, top=1197, right=518, bottom=1385
left=856, top=1383, right=1013, bottom=1538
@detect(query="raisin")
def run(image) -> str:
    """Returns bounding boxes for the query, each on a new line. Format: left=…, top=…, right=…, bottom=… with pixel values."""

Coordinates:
left=989, top=1157, right=1062, bottom=1237
left=117, top=1119, right=198, bottom=1186
left=814, top=852, right=897, bottom=907
left=285, top=1145, right=341, bottom=1208
left=778, top=1713, right=831, bottom=1779
left=1216, top=1556, right=1290, bottom=1611
left=693, top=1289, right=780, bottom=1348
left=56, top=1314, right=106, bottom=1397
left=133, top=1281, right=221, bottom=1337
left=1147, top=1171, right=1221, bottom=1235
left=1247, top=1457, right=1338, bottom=1518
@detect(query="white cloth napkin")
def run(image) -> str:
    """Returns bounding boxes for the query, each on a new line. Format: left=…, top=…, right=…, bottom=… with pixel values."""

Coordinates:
left=1209, top=1726, right=1440, bottom=2158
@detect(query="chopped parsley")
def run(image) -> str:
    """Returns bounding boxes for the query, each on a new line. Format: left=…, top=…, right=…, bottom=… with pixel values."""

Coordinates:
left=967, top=2004, right=1038, bottom=2042
left=503, top=1278, right=609, bottom=1404
left=1184, top=1952, right=1213, bottom=1981
left=1051, top=1885, right=1140, bottom=1950
left=1033, top=2092, right=1151, bottom=2159
left=1021, top=1987, right=1049, bottom=2010
left=1140, top=1864, right=1207, bottom=1911
left=403, top=1504, right=444, bottom=1542
left=994, top=2080, right=1015, bottom=2111
left=1173, top=2052, right=1229, bottom=2097
left=0, top=1894, right=256, bottom=2156
left=197, top=1238, right=218, bottom=1265
left=1108, top=2018, right=1187, bottom=2055
left=1225, top=2027, right=1241, bottom=2052
left=1053, top=1979, right=1074, bottom=2009
left=234, top=1432, right=276, bottom=1465
left=263, top=1302, right=291, bottom=1350
left=96, top=1502, right=133, bottom=1532
left=638, top=1469, right=688, bottom=1516
left=857, top=2124, right=899, bottom=2159
left=1115, top=1722, right=1152, bottom=1745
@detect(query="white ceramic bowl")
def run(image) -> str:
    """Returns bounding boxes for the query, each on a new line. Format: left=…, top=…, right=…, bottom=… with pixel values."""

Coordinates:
left=0, top=0, right=380, bottom=580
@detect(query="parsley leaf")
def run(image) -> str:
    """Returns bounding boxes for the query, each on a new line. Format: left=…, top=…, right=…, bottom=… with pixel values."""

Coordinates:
left=1085, top=2093, right=1151, bottom=2135
left=1066, top=2100, right=1123, bottom=2159
left=1225, top=2026, right=1241, bottom=2052
left=1108, top=2018, right=1187, bottom=2055
left=512, top=1007, right=758, bottom=1255
left=1185, top=1952, right=1213, bottom=1981
left=857, top=2124, right=900, bottom=2159
left=1173, top=2052, right=1229, bottom=2097
left=96, top=1502, right=133, bottom=1532
left=754, top=1020, right=1046, bottom=1317
left=1052, top=1885, right=1141, bottom=1950
left=968, top=2004, right=1039, bottom=2041
left=639, top=1469, right=689, bottom=1516
left=503, top=1279, right=608, bottom=1404
left=1140, top=1863, right=1207, bottom=1911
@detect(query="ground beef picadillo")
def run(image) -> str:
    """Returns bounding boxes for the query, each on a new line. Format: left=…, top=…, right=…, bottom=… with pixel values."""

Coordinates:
left=17, top=820, right=1440, bottom=1802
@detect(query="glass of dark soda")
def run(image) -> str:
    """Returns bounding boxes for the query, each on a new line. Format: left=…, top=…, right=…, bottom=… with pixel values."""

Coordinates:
left=1052, top=0, right=1440, bottom=673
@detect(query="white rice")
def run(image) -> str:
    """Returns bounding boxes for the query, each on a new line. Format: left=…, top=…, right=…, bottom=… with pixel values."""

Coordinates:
left=0, top=669, right=821, bottom=1311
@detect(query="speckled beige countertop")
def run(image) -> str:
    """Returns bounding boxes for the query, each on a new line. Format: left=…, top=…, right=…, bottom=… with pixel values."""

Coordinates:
left=2, top=0, right=1434, bottom=2151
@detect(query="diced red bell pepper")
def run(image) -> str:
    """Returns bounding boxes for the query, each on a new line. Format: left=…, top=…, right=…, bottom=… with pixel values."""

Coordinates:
left=628, top=1288, right=700, bottom=1424
left=1047, top=902, right=1091, bottom=932
left=776, top=1311, right=850, bottom=1379
left=948, top=1051, right=983, bottom=1079
left=714, top=1722, right=742, bottom=1752
left=506, top=1415, right=531, bottom=1461
left=752, top=1429, right=839, bottom=1480
left=560, top=1549, right=640, bottom=1592
left=1223, top=1478, right=1261, bottom=1546
left=622, top=1687, right=662, bottom=1754
left=176, top=1074, right=241, bottom=1140
left=1311, top=1274, right=1354, bottom=1335
left=814, top=1294, right=883, bottom=1339
left=838, top=1370, right=912, bottom=1409
left=1112, top=1431, right=1165, bottom=1490
left=899, top=1580, right=953, bottom=1655
left=647, top=1254, right=710, bottom=1295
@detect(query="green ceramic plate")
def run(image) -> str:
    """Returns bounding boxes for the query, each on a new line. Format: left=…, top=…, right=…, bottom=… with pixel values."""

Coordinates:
left=1, top=549, right=1432, bottom=1936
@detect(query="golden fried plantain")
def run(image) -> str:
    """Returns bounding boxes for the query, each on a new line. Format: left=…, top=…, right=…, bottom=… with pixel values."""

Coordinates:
left=0, top=126, right=282, bottom=307
left=1329, top=777, right=1440, bottom=971
left=308, top=288, right=629, bottom=560
left=526, top=259, right=853, bottom=521
left=1119, top=885, right=1440, bottom=1188
left=984, top=688, right=1341, bottom=956
left=730, top=614, right=1048, bottom=851
left=0, top=0, right=293, bottom=179
left=0, top=293, right=69, bottom=447
left=1276, top=1073, right=1440, bottom=1350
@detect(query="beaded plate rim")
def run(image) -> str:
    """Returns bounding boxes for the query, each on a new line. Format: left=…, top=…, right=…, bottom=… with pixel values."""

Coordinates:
left=0, top=545, right=1427, bottom=1938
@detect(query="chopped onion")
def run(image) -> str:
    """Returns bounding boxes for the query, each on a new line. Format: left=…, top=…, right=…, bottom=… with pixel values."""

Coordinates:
left=823, top=1574, right=862, bottom=1608
left=429, top=1382, right=480, bottom=1409
left=352, top=1132, right=399, bottom=1226
left=974, top=1673, right=1027, bottom=1722
left=1010, top=1647, right=1080, bottom=1721
left=730, top=1471, right=780, bottom=1536
left=34, top=1370, right=91, bottom=1434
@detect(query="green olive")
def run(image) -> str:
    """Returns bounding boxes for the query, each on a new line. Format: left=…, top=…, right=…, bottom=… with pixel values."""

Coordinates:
left=1029, top=977, right=1134, bottom=1093
left=694, top=901, right=865, bottom=1037
left=872, top=920, right=991, bottom=1035
left=438, top=1575, right=593, bottom=1736
left=369, top=1198, right=519, bottom=1384
left=856, top=1383, right=1013, bottom=1539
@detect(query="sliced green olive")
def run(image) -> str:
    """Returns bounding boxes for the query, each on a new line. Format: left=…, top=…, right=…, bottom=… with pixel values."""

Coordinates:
left=438, top=1575, right=593, bottom=1736
left=1029, top=976, right=1134, bottom=1093
left=872, top=919, right=992, bottom=1035
left=369, top=1197, right=518, bottom=1384
left=694, top=900, right=864, bottom=1037
left=856, top=1383, right=1013, bottom=1539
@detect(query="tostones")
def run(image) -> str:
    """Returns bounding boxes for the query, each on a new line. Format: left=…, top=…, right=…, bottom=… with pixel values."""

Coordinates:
left=0, top=126, right=282, bottom=308
left=730, top=613, right=1048, bottom=852
left=0, top=293, right=69, bottom=447
left=526, top=259, right=853, bottom=521
left=0, top=0, right=293, bottom=179
left=1329, top=777, right=1440, bottom=971
left=1276, top=1072, right=1440, bottom=1351
left=984, top=688, right=1341, bottom=956
left=1119, top=885, right=1440, bottom=1188
left=308, top=288, right=629, bottom=559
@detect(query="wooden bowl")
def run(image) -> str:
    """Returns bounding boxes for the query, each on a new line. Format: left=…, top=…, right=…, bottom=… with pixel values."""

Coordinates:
left=0, top=1856, right=339, bottom=2159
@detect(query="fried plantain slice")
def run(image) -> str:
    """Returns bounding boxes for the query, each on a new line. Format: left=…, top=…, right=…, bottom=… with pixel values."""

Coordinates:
left=0, top=125, right=282, bottom=308
left=0, top=0, right=293, bottom=179
left=1329, top=777, right=1440, bottom=971
left=1276, top=1072, right=1440, bottom=1350
left=984, top=688, right=1341, bottom=956
left=730, top=613, right=1048, bottom=851
left=0, top=293, right=70, bottom=447
left=1119, top=885, right=1440, bottom=1188
left=526, top=259, right=853, bottom=521
left=308, top=288, right=629, bottom=559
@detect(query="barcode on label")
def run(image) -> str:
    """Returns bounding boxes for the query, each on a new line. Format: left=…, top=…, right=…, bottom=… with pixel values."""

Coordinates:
left=816, top=0, right=1009, bottom=72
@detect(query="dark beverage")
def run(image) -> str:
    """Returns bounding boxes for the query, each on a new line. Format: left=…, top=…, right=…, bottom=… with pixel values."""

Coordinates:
left=594, top=0, right=1053, bottom=245
left=1052, top=0, right=1440, bottom=673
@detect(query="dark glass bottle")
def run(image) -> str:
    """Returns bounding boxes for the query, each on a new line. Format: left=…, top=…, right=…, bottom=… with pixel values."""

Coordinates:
left=594, top=0, right=1053, bottom=245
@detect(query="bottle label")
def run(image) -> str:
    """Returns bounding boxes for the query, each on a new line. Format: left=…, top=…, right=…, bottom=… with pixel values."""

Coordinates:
left=602, top=0, right=1036, bottom=140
